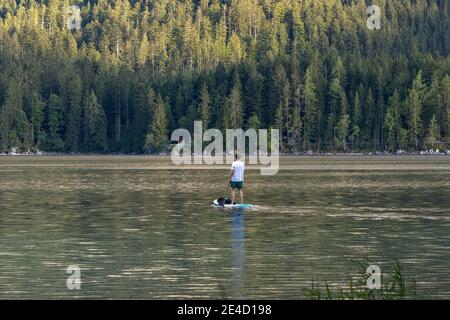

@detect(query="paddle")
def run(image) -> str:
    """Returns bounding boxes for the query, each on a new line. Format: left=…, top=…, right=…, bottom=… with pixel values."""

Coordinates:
left=220, top=182, right=231, bottom=207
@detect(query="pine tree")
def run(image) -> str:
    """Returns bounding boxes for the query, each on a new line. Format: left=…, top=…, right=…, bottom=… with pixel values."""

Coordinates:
left=408, top=71, right=427, bottom=149
left=137, top=33, right=150, bottom=67
left=289, top=102, right=302, bottom=153
left=247, top=114, right=261, bottom=130
left=337, top=91, right=350, bottom=151
left=130, top=83, right=152, bottom=153
left=303, top=67, right=317, bottom=151
left=13, top=109, right=33, bottom=152
left=0, top=79, right=23, bottom=152
left=425, top=114, right=440, bottom=150
left=30, top=91, right=45, bottom=149
left=243, top=65, right=262, bottom=123
left=43, top=94, right=64, bottom=152
left=290, top=51, right=302, bottom=152
left=385, top=90, right=402, bottom=152
left=275, top=78, right=290, bottom=152
left=442, top=76, right=450, bottom=146
left=64, top=74, right=83, bottom=152
left=364, top=88, right=375, bottom=149
left=145, top=95, right=168, bottom=153
left=198, top=83, right=210, bottom=131
left=84, top=92, right=107, bottom=152
left=351, top=88, right=363, bottom=150
left=223, top=75, right=243, bottom=129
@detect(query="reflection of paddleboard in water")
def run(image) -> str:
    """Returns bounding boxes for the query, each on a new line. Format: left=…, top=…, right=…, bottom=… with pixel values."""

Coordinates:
left=213, top=197, right=254, bottom=208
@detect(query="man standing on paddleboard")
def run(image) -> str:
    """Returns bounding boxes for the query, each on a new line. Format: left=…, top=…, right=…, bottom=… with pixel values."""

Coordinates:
left=229, top=153, right=245, bottom=204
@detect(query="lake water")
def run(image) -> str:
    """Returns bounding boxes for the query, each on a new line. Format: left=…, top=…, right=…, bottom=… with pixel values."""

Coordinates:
left=0, top=156, right=449, bottom=299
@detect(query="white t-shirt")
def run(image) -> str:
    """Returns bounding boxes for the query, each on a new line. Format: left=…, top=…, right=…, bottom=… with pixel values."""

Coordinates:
left=231, top=160, right=245, bottom=182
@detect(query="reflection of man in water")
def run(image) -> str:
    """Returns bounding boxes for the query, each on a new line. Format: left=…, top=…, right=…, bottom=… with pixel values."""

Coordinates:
left=231, top=208, right=245, bottom=298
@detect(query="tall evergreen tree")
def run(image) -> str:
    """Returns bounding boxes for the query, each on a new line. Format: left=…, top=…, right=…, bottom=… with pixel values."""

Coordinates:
left=408, top=71, right=427, bottom=149
left=84, top=92, right=107, bottom=152
left=30, top=91, right=45, bottom=149
left=145, top=95, right=168, bottom=153
left=425, top=114, right=441, bottom=150
left=303, top=67, right=318, bottom=151
left=198, top=83, right=210, bottom=131
left=63, top=74, right=83, bottom=152
left=0, top=79, right=24, bottom=152
left=223, top=75, right=243, bottom=129
left=337, top=91, right=350, bottom=151
left=351, top=88, right=363, bottom=150
left=385, top=91, right=402, bottom=152
left=442, top=76, right=450, bottom=145
left=43, top=94, right=64, bottom=152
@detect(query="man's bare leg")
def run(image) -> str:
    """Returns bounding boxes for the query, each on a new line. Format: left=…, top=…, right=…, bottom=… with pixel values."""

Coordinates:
left=231, top=188, right=236, bottom=204
left=239, top=190, right=244, bottom=204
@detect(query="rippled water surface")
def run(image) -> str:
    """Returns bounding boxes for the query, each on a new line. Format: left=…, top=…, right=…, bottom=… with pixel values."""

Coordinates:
left=0, top=156, right=449, bottom=299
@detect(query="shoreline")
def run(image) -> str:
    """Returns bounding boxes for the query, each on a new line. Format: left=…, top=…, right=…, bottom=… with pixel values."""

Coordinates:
left=1, top=152, right=449, bottom=157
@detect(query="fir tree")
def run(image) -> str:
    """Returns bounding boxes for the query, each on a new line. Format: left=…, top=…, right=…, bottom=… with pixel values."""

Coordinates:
left=145, top=95, right=168, bottom=153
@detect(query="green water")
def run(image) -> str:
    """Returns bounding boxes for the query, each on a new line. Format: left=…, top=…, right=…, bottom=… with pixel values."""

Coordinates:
left=0, top=156, right=449, bottom=299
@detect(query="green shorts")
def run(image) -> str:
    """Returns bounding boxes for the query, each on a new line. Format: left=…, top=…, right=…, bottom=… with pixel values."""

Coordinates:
left=230, top=181, right=244, bottom=190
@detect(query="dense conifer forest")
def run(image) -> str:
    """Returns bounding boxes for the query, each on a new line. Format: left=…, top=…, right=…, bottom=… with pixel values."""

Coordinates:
left=0, top=0, right=449, bottom=153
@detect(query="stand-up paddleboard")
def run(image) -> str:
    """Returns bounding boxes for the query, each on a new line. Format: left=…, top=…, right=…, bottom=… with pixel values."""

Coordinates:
left=213, top=199, right=254, bottom=208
